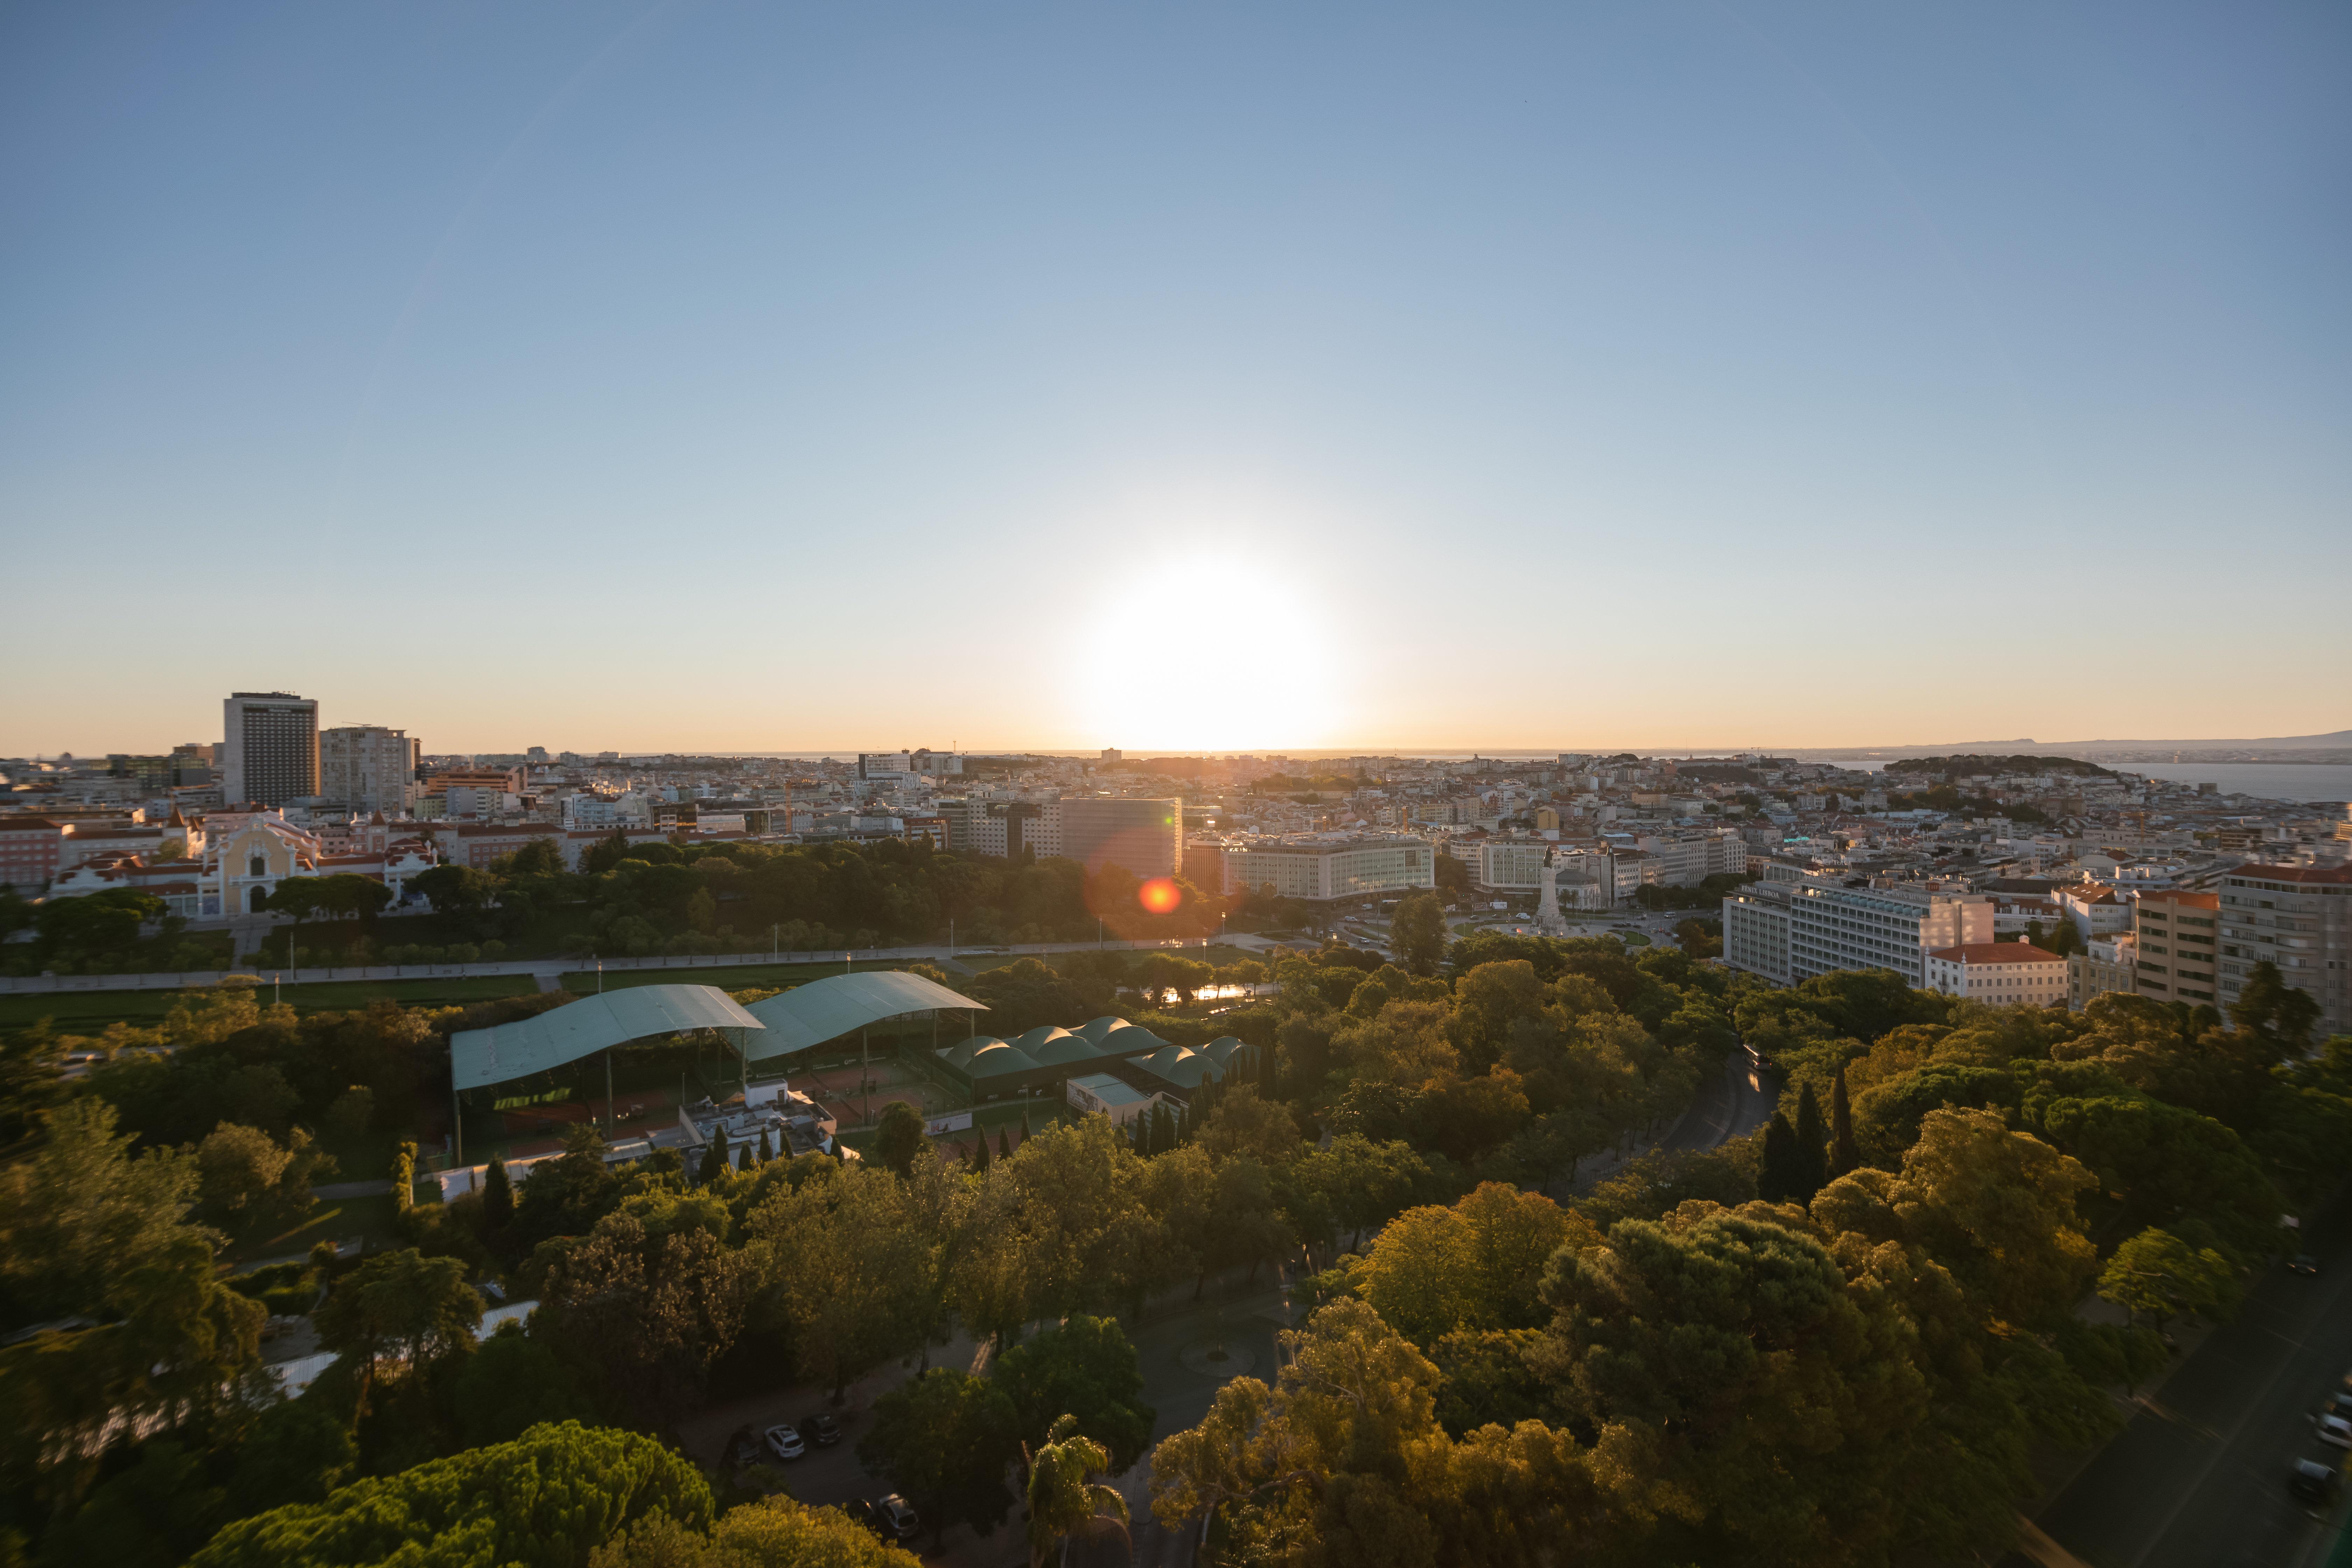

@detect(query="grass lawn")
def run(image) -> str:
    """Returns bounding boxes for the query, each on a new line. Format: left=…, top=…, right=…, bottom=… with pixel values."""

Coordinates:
left=0, top=974, right=540, bottom=1033
left=224, top=1193, right=403, bottom=1266
left=0, top=989, right=185, bottom=1030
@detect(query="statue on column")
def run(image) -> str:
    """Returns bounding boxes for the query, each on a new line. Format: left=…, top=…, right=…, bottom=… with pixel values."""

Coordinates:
left=1536, top=843, right=1567, bottom=937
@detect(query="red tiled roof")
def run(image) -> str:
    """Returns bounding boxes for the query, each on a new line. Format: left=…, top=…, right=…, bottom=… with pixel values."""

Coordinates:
left=2231, top=864, right=2352, bottom=886
left=2135, top=888, right=2219, bottom=908
left=1927, top=942, right=2067, bottom=965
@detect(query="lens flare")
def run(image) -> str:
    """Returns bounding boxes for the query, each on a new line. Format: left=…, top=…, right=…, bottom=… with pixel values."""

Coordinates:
left=1138, top=877, right=1182, bottom=915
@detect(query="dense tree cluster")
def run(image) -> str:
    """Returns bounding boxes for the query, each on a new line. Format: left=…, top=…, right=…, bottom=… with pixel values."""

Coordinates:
left=1143, top=957, right=2352, bottom=1564
left=267, top=835, right=1232, bottom=966
left=6, top=903, right=2346, bottom=1566
left=0, top=886, right=226, bottom=977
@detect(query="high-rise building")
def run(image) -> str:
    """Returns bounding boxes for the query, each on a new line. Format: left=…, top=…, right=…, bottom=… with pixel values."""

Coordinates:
left=321, top=726, right=421, bottom=816
left=2217, top=864, right=2351, bottom=1038
left=222, top=692, right=319, bottom=807
left=2130, top=888, right=2220, bottom=1005
left=1058, top=797, right=1182, bottom=880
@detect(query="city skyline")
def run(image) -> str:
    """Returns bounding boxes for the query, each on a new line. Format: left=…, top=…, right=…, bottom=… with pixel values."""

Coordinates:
left=5, top=4, right=2348, bottom=757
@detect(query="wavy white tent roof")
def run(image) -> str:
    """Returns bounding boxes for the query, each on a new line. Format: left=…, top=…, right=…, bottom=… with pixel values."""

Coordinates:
left=738, top=969, right=986, bottom=1062
left=449, top=985, right=766, bottom=1092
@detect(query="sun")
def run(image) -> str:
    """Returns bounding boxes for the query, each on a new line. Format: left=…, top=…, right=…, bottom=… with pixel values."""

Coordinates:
left=1069, top=554, right=1342, bottom=752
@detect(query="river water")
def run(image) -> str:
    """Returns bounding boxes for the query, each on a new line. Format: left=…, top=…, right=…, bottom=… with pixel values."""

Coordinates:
left=1837, top=759, right=2352, bottom=804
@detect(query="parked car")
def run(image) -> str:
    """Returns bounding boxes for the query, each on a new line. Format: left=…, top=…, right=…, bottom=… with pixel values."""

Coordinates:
left=763, top=1424, right=806, bottom=1461
left=798, top=1412, right=842, bottom=1447
left=723, top=1428, right=762, bottom=1469
left=875, top=1494, right=921, bottom=1542
left=2314, top=1414, right=2352, bottom=1449
left=2289, top=1253, right=2321, bottom=1276
left=839, top=1499, right=884, bottom=1537
left=2290, top=1459, right=2338, bottom=1504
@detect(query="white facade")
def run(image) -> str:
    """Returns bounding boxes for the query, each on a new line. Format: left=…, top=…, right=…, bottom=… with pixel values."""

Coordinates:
left=1066, top=1072, right=1156, bottom=1127
left=1723, top=877, right=1994, bottom=987
left=320, top=725, right=420, bottom=815
left=2217, top=864, right=2351, bottom=1039
left=1227, top=835, right=1436, bottom=902
left=1924, top=942, right=2069, bottom=1005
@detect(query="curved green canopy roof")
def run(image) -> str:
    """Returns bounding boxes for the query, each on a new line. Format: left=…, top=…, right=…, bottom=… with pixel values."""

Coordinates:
left=942, top=1035, right=1009, bottom=1070
left=738, top=969, right=986, bottom=1062
left=1134, top=1044, right=1226, bottom=1088
left=450, top=985, right=764, bottom=1092
left=1022, top=1029, right=1107, bottom=1067
left=1097, top=1024, right=1170, bottom=1058
left=963, top=1042, right=1046, bottom=1078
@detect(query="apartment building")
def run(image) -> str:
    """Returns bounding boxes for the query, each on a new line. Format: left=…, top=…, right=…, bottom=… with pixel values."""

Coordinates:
left=2068, top=936, right=2138, bottom=1010
left=222, top=691, right=319, bottom=807
left=0, top=817, right=65, bottom=893
left=2216, top=864, right=2352, bottom=1039
left=321, top=725, right=421, bottom=816
left=2131, top=888, right=2220, bottom=1005
left=1722, top=876, right=1994, bottom=987
left=1059, top=797, right=1183, bottom=880
left=1226, top=835, right=1436, bottom=902
left=1924, top=941, right=2069, bottom=1006
left=1636, top=832, right=1748, bottom=887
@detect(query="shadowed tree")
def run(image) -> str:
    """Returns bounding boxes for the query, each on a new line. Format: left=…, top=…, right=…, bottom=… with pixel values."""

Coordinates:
left=1828, top=1065, right=1860, bottom=1179
left=1024, top=1414, right=1128, bottom=1568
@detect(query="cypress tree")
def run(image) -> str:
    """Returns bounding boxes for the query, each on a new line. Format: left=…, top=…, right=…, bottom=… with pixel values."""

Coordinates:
left=1758, top=1112, right=1796, bottom=1202
left=698, top=1129, right=729, bottom=1186
left=1791, top=1083, right=1828, bottom=1202
left=1828, top=1065, right=1860, bottom=1179
left=481, top=1155, right=513, bottom=1231
left=737, top=1142, right=752, bottom=1171
left=756, top=1126, right=775, bottom=1164
left=973, top=1132, right=992, bottom=1172
left=996, top=1128, right=1011, bottom=1161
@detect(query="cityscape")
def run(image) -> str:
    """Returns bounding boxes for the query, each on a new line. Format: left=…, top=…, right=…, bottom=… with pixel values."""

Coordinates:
left=5, top=6, right=2350, bottom=1568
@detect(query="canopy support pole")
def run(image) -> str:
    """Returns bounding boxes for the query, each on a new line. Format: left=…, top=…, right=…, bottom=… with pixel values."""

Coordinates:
left=606, top=1049, right=615, bottom=1137
left=453, top=1078, right=463, bottom=1167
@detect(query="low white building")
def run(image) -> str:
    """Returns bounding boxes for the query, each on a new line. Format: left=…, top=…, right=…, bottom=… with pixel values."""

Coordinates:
left=1924, top=941, right=2068, bottom=1006
left=1067, top=1072, right=1157, bottom=1128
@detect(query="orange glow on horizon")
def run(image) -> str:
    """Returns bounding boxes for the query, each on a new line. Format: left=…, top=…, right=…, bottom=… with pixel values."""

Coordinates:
left=1138, top=877, right=1182, bottom=915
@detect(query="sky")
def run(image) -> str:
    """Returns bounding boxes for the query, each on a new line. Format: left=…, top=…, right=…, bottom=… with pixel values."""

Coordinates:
left=2, top=2, right=2347, bottom=758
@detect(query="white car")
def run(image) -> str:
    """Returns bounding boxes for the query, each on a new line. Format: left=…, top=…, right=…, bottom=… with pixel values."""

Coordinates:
left=2316, top=1414, right=2352, bottom=1450
left=764, top=1423, right=807, bottom=1461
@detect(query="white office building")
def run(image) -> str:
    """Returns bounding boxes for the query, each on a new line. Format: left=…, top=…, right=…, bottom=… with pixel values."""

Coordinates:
left=1227, top=835, right=1436, bottom=902
left=1723, top=877, right=1995, bottom=987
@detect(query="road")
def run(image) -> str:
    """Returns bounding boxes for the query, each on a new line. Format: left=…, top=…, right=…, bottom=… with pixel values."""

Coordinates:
left=2004, top=1188, right=2352, bottom=1568
left=1663, top=1049, right=1779, bottom=1154
left=0, top=933, right=1268, bottom=996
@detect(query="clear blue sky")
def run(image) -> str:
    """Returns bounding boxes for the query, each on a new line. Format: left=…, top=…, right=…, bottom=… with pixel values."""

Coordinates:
left=4, top=2, right=2345, bottom=756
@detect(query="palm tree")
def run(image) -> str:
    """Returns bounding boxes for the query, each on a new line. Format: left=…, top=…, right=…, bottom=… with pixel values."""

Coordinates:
left=1025, top=1414, right=1128, bottom=1568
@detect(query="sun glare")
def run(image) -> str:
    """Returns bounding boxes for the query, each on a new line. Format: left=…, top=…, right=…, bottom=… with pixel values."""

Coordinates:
left=1138, top=877, right=1182, bottom=914
left=1070, top=553, right=1340, bottom=752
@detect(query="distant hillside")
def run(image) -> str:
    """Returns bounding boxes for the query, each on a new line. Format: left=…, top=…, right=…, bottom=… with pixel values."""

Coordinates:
left=1885, top=754, right=2115, bottom=778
